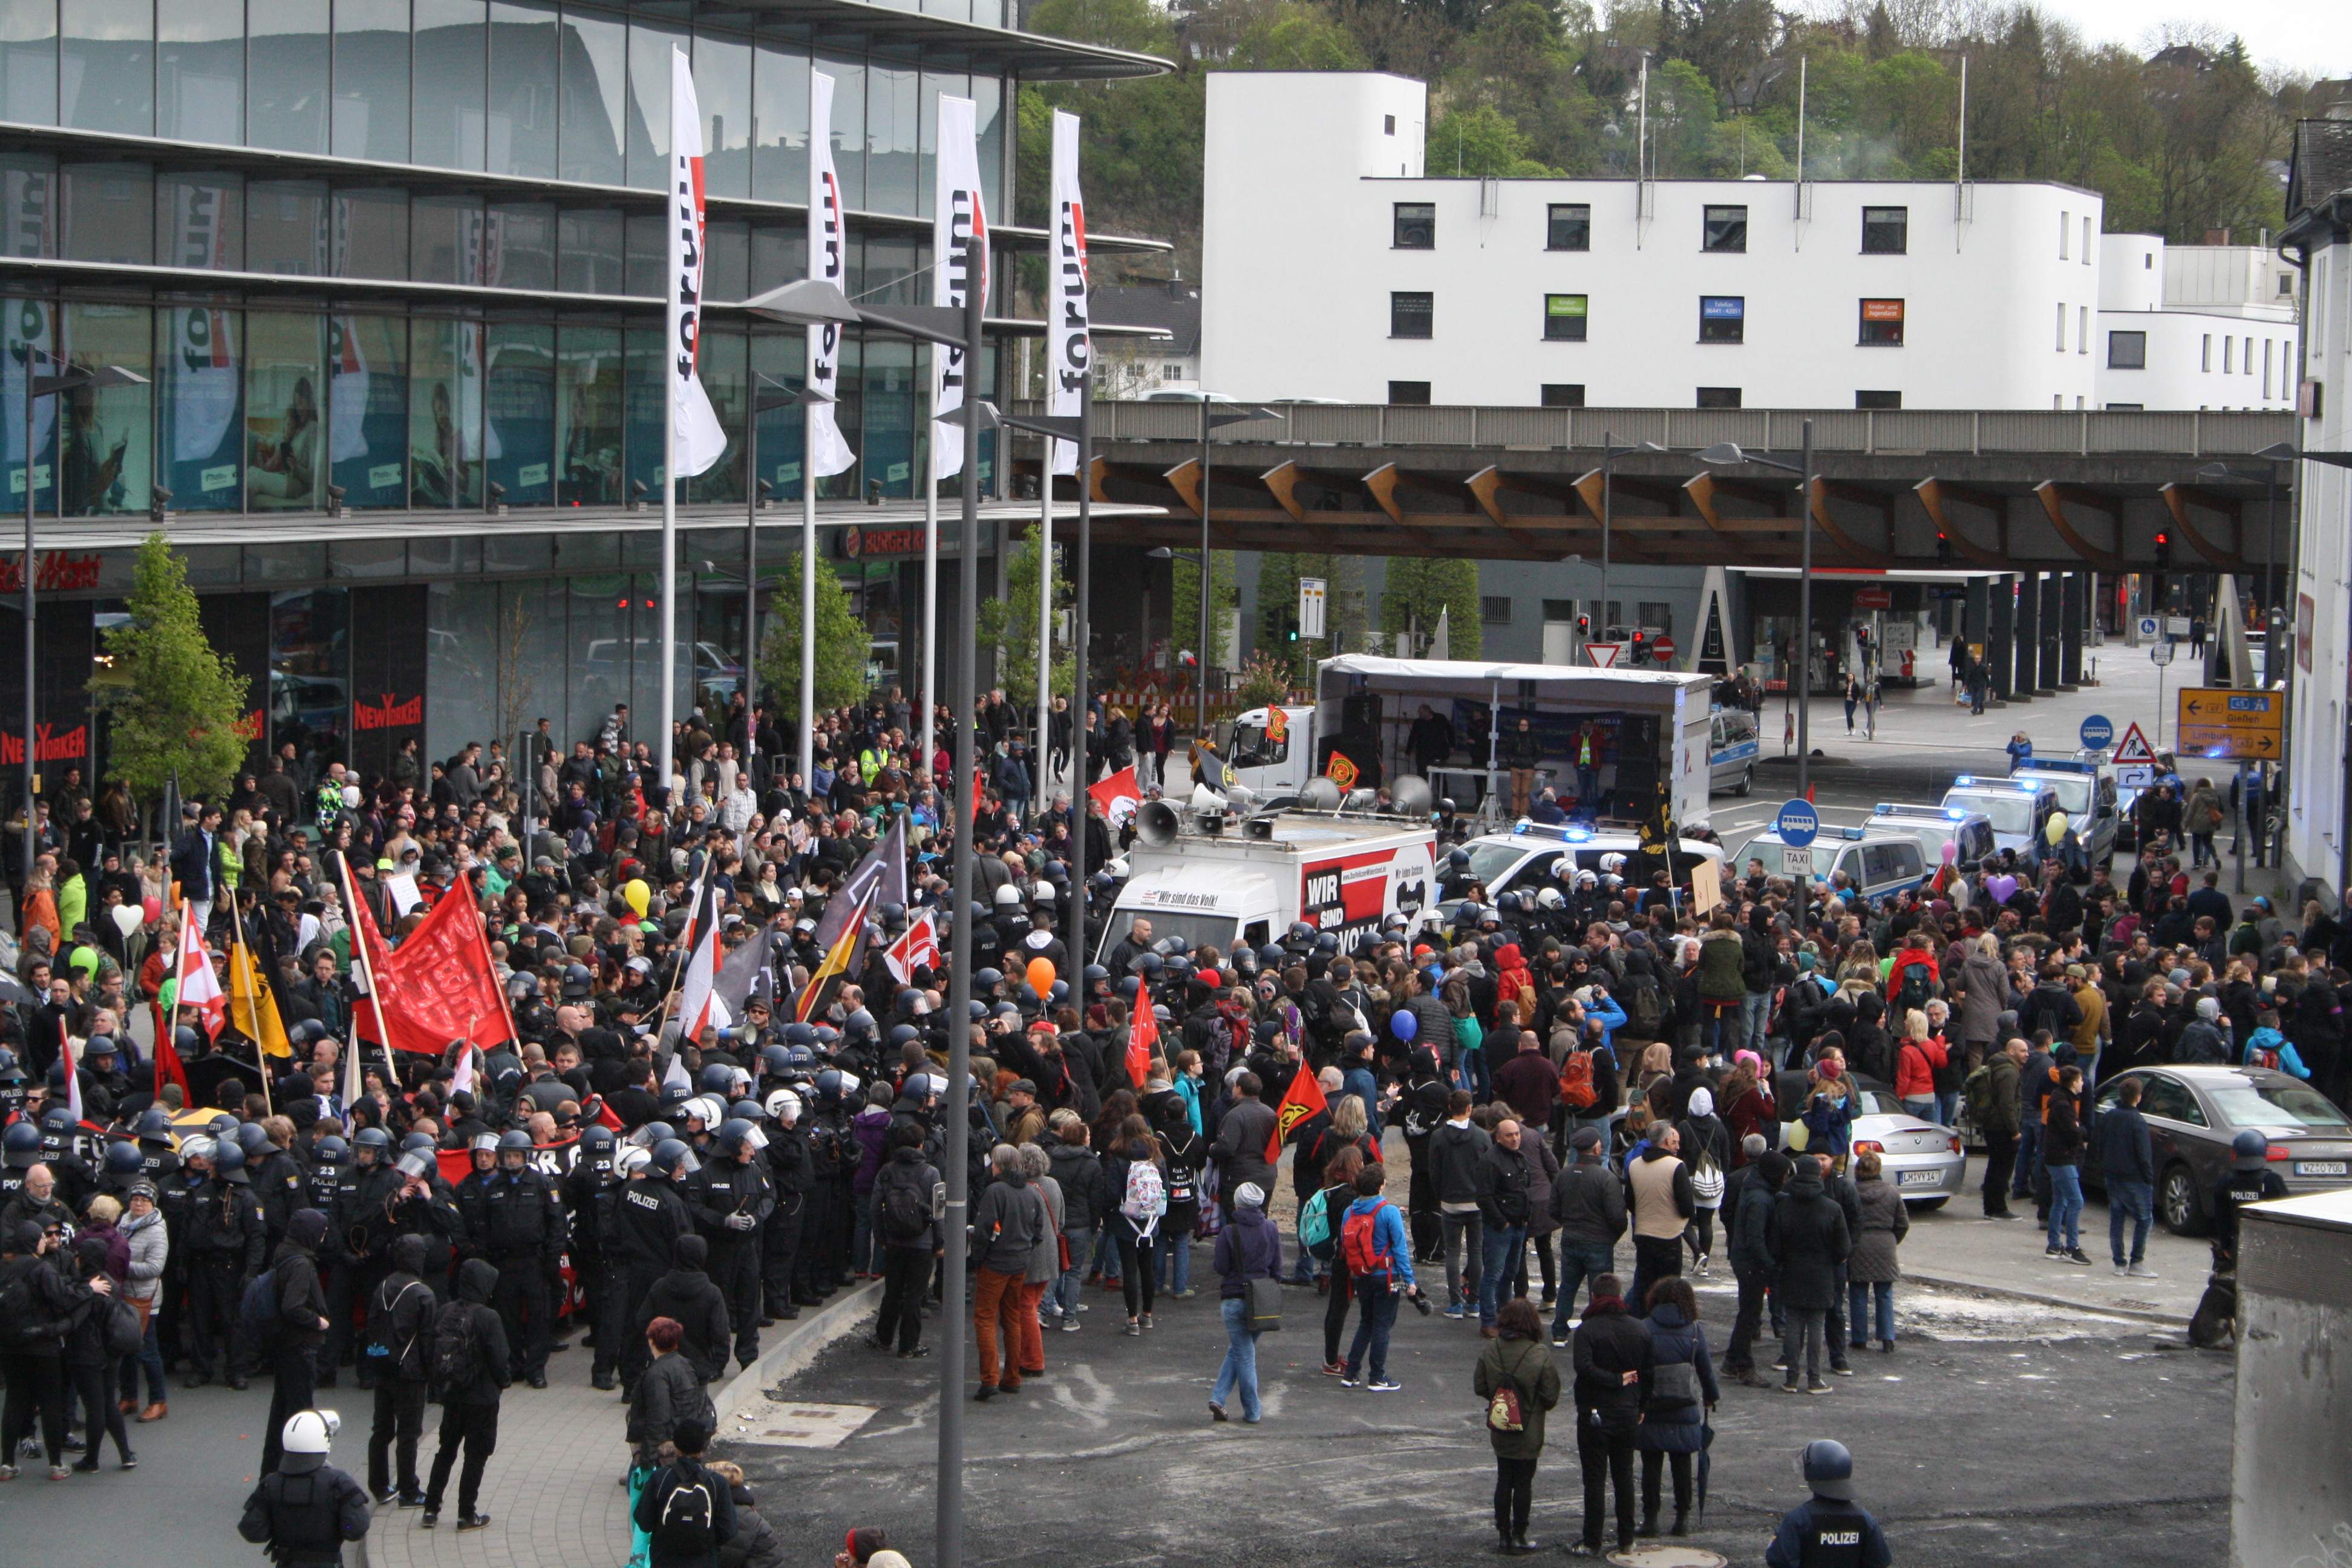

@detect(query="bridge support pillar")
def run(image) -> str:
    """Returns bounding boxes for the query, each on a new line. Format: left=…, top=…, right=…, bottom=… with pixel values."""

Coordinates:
left=2059, top=572, right=2085, bottom=689
left=1987, top=573, right=2016, bottom=703
left=2013, top=570, right=2041, bottom=701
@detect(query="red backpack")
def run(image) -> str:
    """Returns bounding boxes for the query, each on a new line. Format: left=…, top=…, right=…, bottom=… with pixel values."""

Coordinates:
left=1340, top=1199, right=1396, bottom=1282
left=1558, top=1050, right=1598, bottom=1110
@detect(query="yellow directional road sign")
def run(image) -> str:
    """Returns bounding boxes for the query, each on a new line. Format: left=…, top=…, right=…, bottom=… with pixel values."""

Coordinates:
left=2175, top=687, right=2283, bottom=760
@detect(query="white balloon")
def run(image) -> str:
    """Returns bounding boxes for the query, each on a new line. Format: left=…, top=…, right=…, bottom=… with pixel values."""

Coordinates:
left=110, top=904, right=142, bottom=937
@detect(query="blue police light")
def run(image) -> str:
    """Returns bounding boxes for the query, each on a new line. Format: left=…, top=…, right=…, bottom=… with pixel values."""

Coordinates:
left=1945, top=808, right=1966, bottom=820
left=1955, top=776, right=1973, bottom=786
left=1512, top=820, right=1528, bottom=835
left=1564, top=827, right=1592, bottom=841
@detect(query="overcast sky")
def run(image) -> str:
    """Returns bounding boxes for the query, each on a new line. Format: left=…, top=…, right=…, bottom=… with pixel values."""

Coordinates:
left=2027, top=0, right=2351, bottom=78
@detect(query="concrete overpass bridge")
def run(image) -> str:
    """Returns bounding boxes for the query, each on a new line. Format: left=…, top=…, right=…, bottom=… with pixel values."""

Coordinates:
left=1043, top=402, right=2299, bottom=575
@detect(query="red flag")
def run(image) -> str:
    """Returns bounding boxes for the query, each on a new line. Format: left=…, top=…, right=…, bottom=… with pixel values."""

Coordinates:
left=1088, top=765, right=1141, bottom=832
left=152, top=1022, right=191, bottom=1103
left=359, top=888, right=518, bottom=1054
left=970, top=756, right=985, bottom=825
left=1126, top=1001, right=1157, bottom=1092
left=1267, top=1060, right=1330, bottom=1163
left=884, top=910, right=939, bottom=984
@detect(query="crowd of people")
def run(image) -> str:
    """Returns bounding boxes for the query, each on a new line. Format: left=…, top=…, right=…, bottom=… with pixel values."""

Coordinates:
left=0, top=669, right=2330, bottom=1565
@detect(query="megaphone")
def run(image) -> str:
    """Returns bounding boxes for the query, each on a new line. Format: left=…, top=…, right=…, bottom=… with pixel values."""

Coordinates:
left=1300, top=777, right=1342, bottom=812
left=1137, top=800, right=1181, bottom=848
left=1391, top=776, right=1434, bottom=818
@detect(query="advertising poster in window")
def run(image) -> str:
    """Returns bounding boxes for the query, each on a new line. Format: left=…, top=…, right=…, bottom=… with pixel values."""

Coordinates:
left=556, top=327, right=622, bottom=505
left=163, top=305, right=241, bottom=511
left=330, top=315, right=408, bottom=507
left=4, top=298, right=56, bottom=513
left=246, top=312, right=324, bottom=511
left=488, top=322, right=555, bottom=506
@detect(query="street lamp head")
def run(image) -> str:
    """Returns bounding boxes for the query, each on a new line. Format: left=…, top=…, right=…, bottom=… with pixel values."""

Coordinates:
left=1147, top=546, right=1172, bottom=559
left=1696, top=442, right=1746, bottom=465
left=2195, top=462, right=2234, bottom=482
left=739, top=278, right=862, bottom=328
left=2255, top=442, right=2299, bottom=462
left=1638, top=440, right=1665, bottom=454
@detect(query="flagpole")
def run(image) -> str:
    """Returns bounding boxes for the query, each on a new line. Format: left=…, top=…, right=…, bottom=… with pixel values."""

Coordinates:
left=799, top=401, right=815, bottom=792
left=652, top=854, right=714, bottom=1029
left=1035, top=480, right=1051, bottom=822
left=336, top=854, right=397, bottom=1092
left=921, top=354, right=938, bottom=774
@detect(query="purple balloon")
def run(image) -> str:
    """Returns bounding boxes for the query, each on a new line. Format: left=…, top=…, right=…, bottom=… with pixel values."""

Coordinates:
left=1391, top=1008, right=1417, bottom=1042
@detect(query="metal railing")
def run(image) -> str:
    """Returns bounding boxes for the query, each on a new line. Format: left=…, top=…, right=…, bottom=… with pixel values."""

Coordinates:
left=1074, top=403, right=2297, bottom=457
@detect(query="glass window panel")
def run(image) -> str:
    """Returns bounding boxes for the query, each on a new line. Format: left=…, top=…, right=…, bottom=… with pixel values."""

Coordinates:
left=413, top=0, right=486, bottom=171
left=332, top=0, right=410, bottom=163
left=916, top=70, right=962, bottom=220
left=269, top=587, right=347, bottom=774
left=622, top=211, right=660, bottom=296
left=250, top=0, right=329, bottom=154
left=247, top=181, right=328, bottom=276
left=62, top=160, right=150, bottom=264
left=155, top=170, right=238, bottom=270
left=623, top=322, right=670, bottom=497
left=156, top=0, right=238, bottom=143
left=4, top=298, right=58, bottom=513
left=511, top=574, right=567, bottom=748
left=557, top=4, right=626, bottom=187
left=555, top=321, right=620, bottom=504
left=245, top=311, right=325, bottom=512
left=557, top=206, right=622, bottom=293
left=484, top=201, right=554, bottom=290
left=0, top=154, right=57, bottom=259
left=815, top=53, right=861, bottom=211
left=487, top=0, right=557, bottom=178
left=249, top=541, right=325, bottom=581
left=60, top=0, right=150, bottom=136
left=328, top=538, right=405, bottom=577
left=860, top=335, right=913, bottom=498
left=704, top=218, right=747, bottom=302
left=331, top=188, right=408, bottom=280
left=329, top=313, right=410, bottom=508
left=864, top=56, right=915, bottom=217
left=624, top=15, right=684, bottom=191
left=630, top=572, right=676, bottom=733
left=484, top=319, right=552, bottom=506
left=483, top=533, right=546, bottom=572
left=749, top=36, right=806, bottom=205
left=685, top=324, right=742, bottom=504
left=58, top=299, right=149, bottom=516
left=695, top=30, right=750, bottom=199
left=972, top=73, right=1002, bottom=217
left=178, top=543, right=239, bottom=584
left=566, top=572, right=626, bottom=742
left=921, top=0, right=970, bottom=20
left=407, top=534, right=477, bottom=575
left=410, top=317, right=485, bottom=508
left=855, top=235, right=921, bottom=307
left=411, top=193, right=483, bottom=284
left=749, top=222, right=804, bottom=296
left=619, top=531, right=658, bottom=568
left=425, top=579, right=495, bottom=762
left=750, top=330, right=805, bottom=499
left=553, top=531, right=615, bottom=569
left=1, top=0, right=59, bottom=125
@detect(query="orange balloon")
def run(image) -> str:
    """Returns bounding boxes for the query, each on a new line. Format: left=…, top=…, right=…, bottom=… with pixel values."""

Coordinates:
left=1025, top=956, right=1057, bottom=998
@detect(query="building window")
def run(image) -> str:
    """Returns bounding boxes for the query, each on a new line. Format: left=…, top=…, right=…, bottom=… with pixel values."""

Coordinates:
left=1540, top=384, right=1585, bottom=408
left=1542, top=599, right=1579, bottom=621
left=2082, top=215, right=2091, bottom=264
left=1388, top=381, right=1431, bottom=405
left=1699, top=295, right=1744, bottom=344
left=2106, top=403, right=2143, bottom=410
left=1543, top=294, right=1588, bottom=341
left=2279, top=273, right=2295, bottom=296
left=1702, top=204, right=1748, bottom=252
left=1389, top=291, right=1432, bottom=338
left=2243, top=336, right=2253, bottom=374
left=1855, top=390, right=1901, bottom=410
left=2078, top=306, right=2088, bottom=353
left=1392, top=202, right=1434, bottom=250
left=1546, top=203, right=1590, bottom=250
left=1858, top=298, right=1904, bottom=346
left=2264, top=339, right=2273, bottom=397
left=1696, top=387, right=1742, bottom=409
left=1161, top=364, right=1182, bottom=382
left=1480, top=595, right=1512, bottom=624
left=2056, top=302, right=2066, bottom=351
left=1861, top=206, right=1907, bottom=254
left=1383, top=114, right=1395, bottom=135
left=2201, top=335, right=2212, bottom=371
left=1638, top=602, right=1673, bottom=636
left=2059, top=211, right=2069, bottom=259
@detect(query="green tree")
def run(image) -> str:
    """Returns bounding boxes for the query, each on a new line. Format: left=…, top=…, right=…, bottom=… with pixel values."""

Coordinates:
left=1379, top=557, right=1482, bottom=659
left=1426, top=101, right=1557, bottom=175
left=756, top=553, right=871, bottom=726
left=93, top=533, right=251, bottom=808
left=1168, top=548, right=1238, bottom=667
left=975, top=520, right=1077, bottom=704
left=1255, top=550, right=1348, bottom=685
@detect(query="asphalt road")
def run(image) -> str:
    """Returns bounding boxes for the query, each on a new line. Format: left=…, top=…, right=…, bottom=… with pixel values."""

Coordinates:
left=737, top=1258, right=2233, bottom=1568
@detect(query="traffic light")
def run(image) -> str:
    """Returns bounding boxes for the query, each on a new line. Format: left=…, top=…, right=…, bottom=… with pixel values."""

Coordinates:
left=1281, top=608, right=1299, bottom=643
left=1576, top=614, right=1591, bottom=640
left=1629, top=629, right=1647, bottom=664
left=1935, top=531, right=1952, bottom=564
left=2153, top=530, right=2171, bottom=567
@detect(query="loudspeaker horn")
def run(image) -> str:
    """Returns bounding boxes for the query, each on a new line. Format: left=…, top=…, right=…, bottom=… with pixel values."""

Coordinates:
left=1300, top=777, right=1343, bottom=811
left=1136, top=800, right=1181, bottom=848
left=1390, top=776, right=1434, bottom=818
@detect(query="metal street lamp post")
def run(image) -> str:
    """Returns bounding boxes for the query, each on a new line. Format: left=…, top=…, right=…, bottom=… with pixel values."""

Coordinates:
left=1191, top=400, right=1282, bottom=739
left=19, top=351, right=145, bottom=880
left=743, top=375, right=828, bottom=785
left=1699, top=423, right=1815, bottom=796
left=1595, top=433, right=1665, bottom=645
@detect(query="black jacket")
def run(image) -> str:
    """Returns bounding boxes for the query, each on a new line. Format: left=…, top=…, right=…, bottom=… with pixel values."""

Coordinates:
left=1765, top=1172, right=1851, bottom=1310
left=636, top=1264, right=732, bottom=1384
left=435, top=1258, right=512, bottom=1406
left=1570, top=1298, right=1653, bottom=1426
left=1428, top=1120, right=1491, bottom=1206
left=612, top=1175, right=694, bottom=1272
left=1474, top=1140, right=1535, bottom=1229
left=365, top=1262, right=437, bottom=1383
left=634, top=1455, right=740, bottom=1568
left=1549, top=1155, right=1629, bottom=1247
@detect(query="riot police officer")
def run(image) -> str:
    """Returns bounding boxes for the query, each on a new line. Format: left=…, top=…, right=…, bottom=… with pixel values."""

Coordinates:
left=36, top=1102, right=97, bottom=1214
left=183, top=1138, right=267, bottom=1389
left=1763, top=1440, right=1892, bottom=1567
left=239, top=1410, right=371, bottom=1565
left=689, top=1118, right=774, bottom=1370
left=763, top=1089, right=812, bottom=1316
left=564, top=1125, right=621, bottom=1390
left=479, top=1129, right=567, bottom=1388
left=803, top=1071, right=858, bottom=1294
left=610, top=1138, right=694, bottom=1393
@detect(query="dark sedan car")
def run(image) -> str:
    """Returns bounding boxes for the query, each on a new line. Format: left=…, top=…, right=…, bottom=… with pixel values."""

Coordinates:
left=2080, top=1065, right=2352, bottom=1235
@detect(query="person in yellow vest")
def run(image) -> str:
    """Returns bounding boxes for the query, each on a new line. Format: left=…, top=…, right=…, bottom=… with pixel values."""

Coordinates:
left=1573, top=720, right=1602, bottom=809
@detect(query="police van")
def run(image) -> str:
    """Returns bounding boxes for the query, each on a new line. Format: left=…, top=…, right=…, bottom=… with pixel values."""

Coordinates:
left=2008, top=757, right=2122, bottom=864
left=1867, top=802, right=1998, bottom=872
left=1724, top=822, right=1930, bottom=901
left=1439, top=820, right=1725, bottom=902
left=1708, top=708, right=1761, bottom=797
left=1936, top=774, right=2066, bottom=858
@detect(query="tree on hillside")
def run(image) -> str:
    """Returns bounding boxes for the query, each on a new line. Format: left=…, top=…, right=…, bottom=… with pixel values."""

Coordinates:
left=93, top=533, right=250, bottom=809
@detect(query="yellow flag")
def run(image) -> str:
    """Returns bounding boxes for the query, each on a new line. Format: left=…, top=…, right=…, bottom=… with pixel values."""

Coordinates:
left=229, top=929, right=294, bottom=1058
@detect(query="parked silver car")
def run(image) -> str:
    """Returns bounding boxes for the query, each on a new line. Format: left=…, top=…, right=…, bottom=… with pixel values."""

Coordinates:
left=1789, top=1079, right=1967, bottom=1207
left=2080, top=1065, right=2352, bottom=1235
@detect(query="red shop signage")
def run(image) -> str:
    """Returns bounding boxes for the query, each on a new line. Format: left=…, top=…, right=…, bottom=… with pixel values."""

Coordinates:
left=0, top=553, right=102, bottom=594
left=354, top=692, right=423, bottom=731
left=0, top=722, right=88, bottom=765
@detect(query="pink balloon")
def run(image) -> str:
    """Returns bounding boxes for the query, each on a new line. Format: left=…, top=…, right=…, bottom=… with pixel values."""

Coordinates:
left=1940, top=840, right=1958, bottom=864
left=142, top=895, right=162, bottom=923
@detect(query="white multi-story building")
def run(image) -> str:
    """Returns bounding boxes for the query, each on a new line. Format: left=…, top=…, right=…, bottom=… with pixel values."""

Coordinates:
left=2093, top=236, right=2299, bottom=410
left=1203, top=71, right=2290, bottom=412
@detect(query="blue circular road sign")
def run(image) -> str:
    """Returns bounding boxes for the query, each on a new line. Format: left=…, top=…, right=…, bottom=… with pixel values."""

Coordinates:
left=2080, top=714, right=2114, bottom=750
left=1775, top=799, right=1820, bottom=848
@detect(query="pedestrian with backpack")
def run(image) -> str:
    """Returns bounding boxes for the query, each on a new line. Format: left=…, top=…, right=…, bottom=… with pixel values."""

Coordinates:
left=1475, top=1296, right=1560, bottom=1554
left=1104, top=1124, right=1166, bottom=1337
left=256, top=1207, right=335, bottom=1477
left=1309, top=1147, right=1367, bottom=1376
left=871, top=1126, right=941, bottom=1359
left=420, top=1256, right=509, bottom=1531
left=636, top=1416, right=738, bottom=1568
left=1339, top=1163, right=1428, bottom=1390
left=628, top=1314, right=717, bottom=1566
left=1207, top=1180, right=1281, bottom=1423
left=363, top=1235, right=435, bottom=1506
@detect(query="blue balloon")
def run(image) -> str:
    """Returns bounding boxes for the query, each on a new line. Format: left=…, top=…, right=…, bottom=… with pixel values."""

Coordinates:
left=1391, top=1009, right=1417, bottom=1043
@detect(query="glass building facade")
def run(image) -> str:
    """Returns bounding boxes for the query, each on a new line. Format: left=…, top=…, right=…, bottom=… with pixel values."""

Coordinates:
left=0, top=0, right=1163, bottom=786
